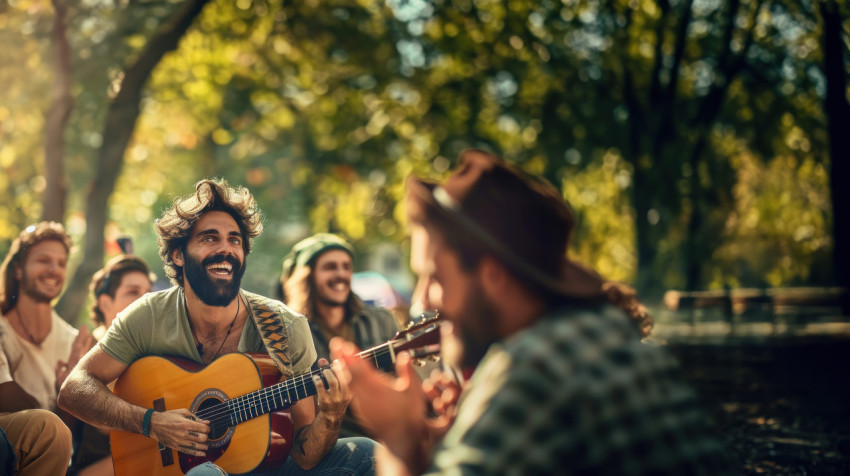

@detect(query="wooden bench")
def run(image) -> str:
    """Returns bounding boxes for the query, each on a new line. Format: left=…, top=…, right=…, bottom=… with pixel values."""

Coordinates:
left=663, top=287, right=848, bottom=333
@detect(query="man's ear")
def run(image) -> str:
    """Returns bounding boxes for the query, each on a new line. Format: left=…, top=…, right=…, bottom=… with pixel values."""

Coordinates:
left=172, top=249, right=184, bottom=267
left=477, top=256, right=509, bottom=302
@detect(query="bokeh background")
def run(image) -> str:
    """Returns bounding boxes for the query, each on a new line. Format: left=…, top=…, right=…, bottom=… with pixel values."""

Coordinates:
left=1, top=1, right=848, bottom=472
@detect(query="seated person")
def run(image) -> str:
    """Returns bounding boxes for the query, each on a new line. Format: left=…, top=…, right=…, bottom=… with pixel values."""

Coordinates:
left=280, top=233, right=399, bottom=438
left=59, top=179, right=375, bottom=475
left=1, top=350, right=73, bottom=475
left=0, top=222, right=93, bottom=420
left=68, top=254, right=154, bottom=476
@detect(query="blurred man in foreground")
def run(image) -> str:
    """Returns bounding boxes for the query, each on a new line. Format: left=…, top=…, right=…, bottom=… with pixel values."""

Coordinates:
left=333, top=149, right=730, bottom=474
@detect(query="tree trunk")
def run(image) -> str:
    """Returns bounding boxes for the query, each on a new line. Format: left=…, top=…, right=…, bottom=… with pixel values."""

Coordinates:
left=684, top=136, right=709, bottom=291
left=819, top=0, right=850, bottom=315
left=41, top=0, right=73, bottom=223
left=631, top=162, right=662, bottom=296
left=55, top=0, right=212, bottom=323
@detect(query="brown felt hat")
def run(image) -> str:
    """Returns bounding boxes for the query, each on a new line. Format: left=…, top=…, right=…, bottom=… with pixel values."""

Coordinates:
left=407, top=149, right=605, bottom=299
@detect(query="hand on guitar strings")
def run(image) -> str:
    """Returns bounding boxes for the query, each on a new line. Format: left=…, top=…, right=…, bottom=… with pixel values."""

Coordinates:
left=421, top=368, right=461, bottom=440
left=330, top=338, right=432, bottom=473
left=420, top=321, right=463, bottom=440
left=148, top=408, right=211, bottom=457
left=329, top=338, right=429, bottom=440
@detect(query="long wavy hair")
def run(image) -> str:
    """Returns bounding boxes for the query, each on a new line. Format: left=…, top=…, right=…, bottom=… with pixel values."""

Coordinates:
left=155, top=178, right=263, bottom=287
left=283, top=261, right=362, bottom=320
left=0, top=222, right=72, bottom=314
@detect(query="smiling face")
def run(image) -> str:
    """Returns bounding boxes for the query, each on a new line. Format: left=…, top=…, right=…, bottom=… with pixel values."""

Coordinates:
left=311, top=249, right=353, bottom=308
left=17, top=240, right=68, bottom=303
left=99, top=271, right=153, bottom=328
left=174, top=211, right=246, bottom=307
left=410, top=226, right=499, bottom=368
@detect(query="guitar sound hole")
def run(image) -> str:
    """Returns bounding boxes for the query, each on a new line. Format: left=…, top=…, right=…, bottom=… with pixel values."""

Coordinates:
left=196, top=397, right=230, bottom=440
left=190, top=388, right=235, bottom=447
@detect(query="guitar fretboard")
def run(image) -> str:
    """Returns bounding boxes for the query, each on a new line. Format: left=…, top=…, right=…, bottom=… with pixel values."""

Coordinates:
left=198, top=340, right=399, bottom=431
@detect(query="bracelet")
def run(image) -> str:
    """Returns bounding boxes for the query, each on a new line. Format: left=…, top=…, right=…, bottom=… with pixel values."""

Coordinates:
left=142, top=408, right=155, bottom=437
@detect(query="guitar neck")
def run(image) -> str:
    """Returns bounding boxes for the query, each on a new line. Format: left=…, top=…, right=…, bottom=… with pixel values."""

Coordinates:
left=200, top=316, right=443, bottom=430
left=215, top=341, right=401, bottom=427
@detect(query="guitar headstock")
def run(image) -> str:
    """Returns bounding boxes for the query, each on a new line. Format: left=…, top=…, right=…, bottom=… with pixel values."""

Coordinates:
left=392, top=311, right=443, bottom=364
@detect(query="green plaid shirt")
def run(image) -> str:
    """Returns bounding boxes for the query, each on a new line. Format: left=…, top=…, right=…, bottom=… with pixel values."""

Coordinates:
left=427, top=305, right=733, bottom=475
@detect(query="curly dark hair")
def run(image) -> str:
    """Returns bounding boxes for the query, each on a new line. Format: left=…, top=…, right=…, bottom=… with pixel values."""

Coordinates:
left=155, top=178, right=263, bottom=287
left=0, top=222, right=73, bottom=314
left=89, top=254, right=154, bottom=326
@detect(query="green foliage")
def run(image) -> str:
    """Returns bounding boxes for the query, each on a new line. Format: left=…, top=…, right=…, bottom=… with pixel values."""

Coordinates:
left=0, top=0, right=844, bottom=318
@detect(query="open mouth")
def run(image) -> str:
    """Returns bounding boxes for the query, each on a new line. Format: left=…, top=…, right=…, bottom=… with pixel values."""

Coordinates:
left=40, top=277, right=62, bottom=289
left=207, top=262, right=233, bottom=277
left=329, top=280, right=349, bottom=291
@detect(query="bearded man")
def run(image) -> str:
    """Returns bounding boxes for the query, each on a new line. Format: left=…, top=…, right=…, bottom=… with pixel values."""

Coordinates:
left=333, top=150, right=730, bottom=475
left=280, top=233, right=398, bottom=438
left=59, top=179, right=375, bottom=475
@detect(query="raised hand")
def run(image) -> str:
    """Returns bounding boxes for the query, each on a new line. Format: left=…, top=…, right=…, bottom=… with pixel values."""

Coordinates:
left=337, top=339, right=429, bottom=435
left=422, top=367, right=462, bottom=440
left=331, top=337, right=432, bottom=474
left=55, top=326, right=96, bottom=392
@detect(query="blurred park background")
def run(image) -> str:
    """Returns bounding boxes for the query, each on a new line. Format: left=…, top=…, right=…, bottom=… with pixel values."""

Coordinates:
left=1, top=0, right=849, bottom=473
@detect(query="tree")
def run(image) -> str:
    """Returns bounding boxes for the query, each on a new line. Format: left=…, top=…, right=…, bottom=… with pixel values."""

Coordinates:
left=819, top=0, right=849, bottom=313
left=41, top=0, right=73, bottom=222
left=2, top=0, right=837, bottom=320
left=55, top=0, right=212, bottom=322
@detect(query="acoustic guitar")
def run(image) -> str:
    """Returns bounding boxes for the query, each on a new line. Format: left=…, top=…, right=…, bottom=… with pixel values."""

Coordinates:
left=110, top=315, right=443, bottom=476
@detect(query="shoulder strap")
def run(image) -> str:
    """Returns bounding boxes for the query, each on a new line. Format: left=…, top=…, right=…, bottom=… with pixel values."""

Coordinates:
left=245, top=294, right=294, bottom=378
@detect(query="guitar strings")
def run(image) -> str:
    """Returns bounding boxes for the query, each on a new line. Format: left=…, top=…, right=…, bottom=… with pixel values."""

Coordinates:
left=193, top=319, right=443, bottom=424
left=192, top=342, right=406, bottom=424
left=195, top=368, right=325, bottom=424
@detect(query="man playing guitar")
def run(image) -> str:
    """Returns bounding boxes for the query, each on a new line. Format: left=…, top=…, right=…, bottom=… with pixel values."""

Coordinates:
left=59, top=178, right=376, bottom=475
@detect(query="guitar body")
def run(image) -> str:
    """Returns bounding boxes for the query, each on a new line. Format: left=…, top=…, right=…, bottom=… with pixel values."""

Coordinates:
left=111, top=353, right=292, bottom=476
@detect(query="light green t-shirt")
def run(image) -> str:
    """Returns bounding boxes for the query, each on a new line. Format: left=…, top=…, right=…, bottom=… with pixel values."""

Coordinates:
left=99, top=287, right=316, bottom=377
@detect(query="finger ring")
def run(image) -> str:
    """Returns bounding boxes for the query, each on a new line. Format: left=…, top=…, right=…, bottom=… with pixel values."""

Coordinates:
left=189, top=430, right=198, bottom=437
left=190, top=442, right=195, bottom=450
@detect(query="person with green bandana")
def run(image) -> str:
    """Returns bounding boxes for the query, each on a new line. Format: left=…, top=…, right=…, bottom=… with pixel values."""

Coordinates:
left=280, top=233, right=398, bottom=438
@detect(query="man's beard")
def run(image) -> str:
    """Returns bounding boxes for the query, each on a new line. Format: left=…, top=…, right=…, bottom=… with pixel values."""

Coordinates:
left=454, top=282, right=500, bottom=369
left=20, top=271, right=60, bottom=303
left=183, top=251, right=246, bottom=307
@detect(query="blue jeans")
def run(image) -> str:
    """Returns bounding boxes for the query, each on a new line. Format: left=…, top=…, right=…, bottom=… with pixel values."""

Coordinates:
left=186, top=437, right=376, bottom=475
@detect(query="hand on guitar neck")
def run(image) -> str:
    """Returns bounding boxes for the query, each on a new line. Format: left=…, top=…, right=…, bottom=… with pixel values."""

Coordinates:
left=310, top=357, right=352, bottom=429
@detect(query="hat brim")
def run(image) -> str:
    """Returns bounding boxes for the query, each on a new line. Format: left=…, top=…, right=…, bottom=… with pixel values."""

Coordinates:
left=407, top=177, right=604, bottom=299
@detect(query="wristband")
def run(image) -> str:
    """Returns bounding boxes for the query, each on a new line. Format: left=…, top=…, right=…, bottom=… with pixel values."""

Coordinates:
left=142, top=408, right=155, bottom=437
